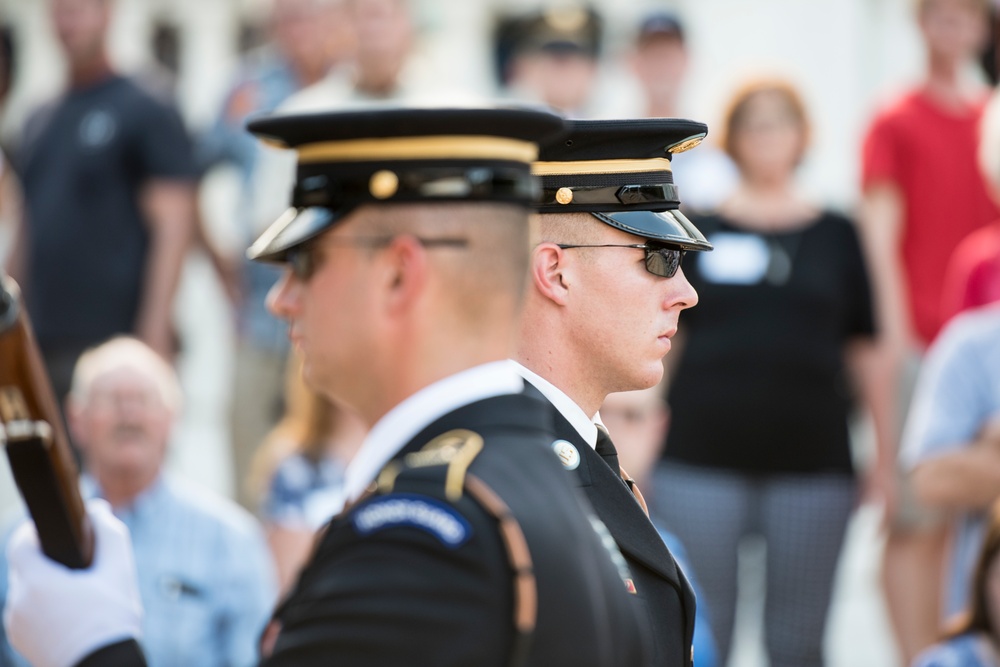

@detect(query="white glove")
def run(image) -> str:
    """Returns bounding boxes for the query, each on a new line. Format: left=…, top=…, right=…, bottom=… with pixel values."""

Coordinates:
left=4, top=499, right=144, bottom=667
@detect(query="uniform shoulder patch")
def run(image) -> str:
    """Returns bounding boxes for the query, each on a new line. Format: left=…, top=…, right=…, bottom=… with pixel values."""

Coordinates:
left=352, top=493, right=472, bottom=548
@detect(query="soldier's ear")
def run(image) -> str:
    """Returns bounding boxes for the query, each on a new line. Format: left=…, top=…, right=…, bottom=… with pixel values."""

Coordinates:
left=381, top=234, right=429, bottom=314
left=530, top=242, right=571, bottom=306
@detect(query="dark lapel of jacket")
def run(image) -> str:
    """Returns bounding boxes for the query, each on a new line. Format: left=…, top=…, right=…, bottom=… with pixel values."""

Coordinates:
left=550, top=409, right=682, bottom=588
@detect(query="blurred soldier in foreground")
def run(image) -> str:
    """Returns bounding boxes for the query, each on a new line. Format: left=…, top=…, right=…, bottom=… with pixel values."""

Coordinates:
left=513, top=119, right=711, bottom=666
left=4, top=107, right=653, bottom=667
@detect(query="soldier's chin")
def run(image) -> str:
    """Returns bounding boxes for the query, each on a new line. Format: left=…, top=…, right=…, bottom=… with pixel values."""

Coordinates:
left=628, top=364, right=664, bottom=392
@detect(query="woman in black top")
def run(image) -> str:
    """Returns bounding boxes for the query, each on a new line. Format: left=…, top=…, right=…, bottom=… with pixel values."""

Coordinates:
left=649, top=79, right=883, bottom=667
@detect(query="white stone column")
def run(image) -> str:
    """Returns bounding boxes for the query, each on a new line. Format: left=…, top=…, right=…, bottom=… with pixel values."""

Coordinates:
left=174, top=0, right=241, bottom=130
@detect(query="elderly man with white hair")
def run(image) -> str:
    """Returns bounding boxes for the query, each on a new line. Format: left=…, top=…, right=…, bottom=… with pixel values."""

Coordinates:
left=0, top=337, right=277, bottom=667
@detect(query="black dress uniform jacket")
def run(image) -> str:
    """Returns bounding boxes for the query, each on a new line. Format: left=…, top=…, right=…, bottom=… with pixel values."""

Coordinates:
left=76, top=390, right=651, bottom=667
left=550, top=410, right=697, bottom=667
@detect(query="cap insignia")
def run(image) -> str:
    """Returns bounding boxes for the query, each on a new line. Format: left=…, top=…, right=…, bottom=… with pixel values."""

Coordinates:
left=369, top=170, right=400, bottom=199
left=667, top=133, right=707, bottom=155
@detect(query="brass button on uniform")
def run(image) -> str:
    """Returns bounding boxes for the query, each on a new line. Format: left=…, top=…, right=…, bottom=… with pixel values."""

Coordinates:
left=551, top=439, right=580, bottom=470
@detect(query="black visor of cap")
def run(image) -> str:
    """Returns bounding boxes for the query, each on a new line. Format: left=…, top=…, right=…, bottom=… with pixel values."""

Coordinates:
left=246, top=207, right=341, bottom=263
left=591, top=209, right=712, bottom=251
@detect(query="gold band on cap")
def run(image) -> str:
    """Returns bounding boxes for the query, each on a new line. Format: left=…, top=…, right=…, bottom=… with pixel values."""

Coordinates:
left=295, top=135, right=538, bottom=164
left=532, top=157, right=673, bottom=176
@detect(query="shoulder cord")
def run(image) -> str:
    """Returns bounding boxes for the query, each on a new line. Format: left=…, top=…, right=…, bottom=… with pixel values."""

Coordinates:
left=464, top=473, right=537, bottom=667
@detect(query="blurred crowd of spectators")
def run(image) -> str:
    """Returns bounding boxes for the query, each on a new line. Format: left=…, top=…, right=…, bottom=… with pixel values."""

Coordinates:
left=2, top=0, right=1000, bottom=666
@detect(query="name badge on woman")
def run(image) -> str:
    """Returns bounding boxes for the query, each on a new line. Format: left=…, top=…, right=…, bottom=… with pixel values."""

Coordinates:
left=698, top=232, right=770, bottom=285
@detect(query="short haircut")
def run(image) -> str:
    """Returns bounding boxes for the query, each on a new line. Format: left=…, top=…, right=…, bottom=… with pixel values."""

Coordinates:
left=70, top=336, right=182, bottom=412
left=538, top=211, right=605, bottom=244
left=361, top=201, right=532, bottom=326
left=718, top=77, right=811, bottom=167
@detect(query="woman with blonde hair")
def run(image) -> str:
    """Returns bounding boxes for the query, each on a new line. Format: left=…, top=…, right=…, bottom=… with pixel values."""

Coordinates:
left=251, top=354, right=366, bottom=592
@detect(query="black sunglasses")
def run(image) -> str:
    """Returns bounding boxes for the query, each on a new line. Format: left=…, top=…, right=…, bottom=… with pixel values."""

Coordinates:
left=287, top=236, right=468, bottom=281
left=556, top=242, right=687, bottom=278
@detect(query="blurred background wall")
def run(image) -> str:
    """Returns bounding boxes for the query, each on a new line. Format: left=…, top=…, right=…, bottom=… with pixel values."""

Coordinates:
left=0, top=0, right=929, bottom=201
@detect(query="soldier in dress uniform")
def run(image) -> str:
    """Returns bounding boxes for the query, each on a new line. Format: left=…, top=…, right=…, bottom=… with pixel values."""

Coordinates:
left=513, top=118, right=714, bottom=667
left=3, top=107, right=654, bottom=667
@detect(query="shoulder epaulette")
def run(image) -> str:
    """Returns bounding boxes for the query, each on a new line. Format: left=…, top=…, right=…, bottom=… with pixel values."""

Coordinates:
left=367, top=428, right=536, bottom=665
left=376, top=429, right=484, bottom=501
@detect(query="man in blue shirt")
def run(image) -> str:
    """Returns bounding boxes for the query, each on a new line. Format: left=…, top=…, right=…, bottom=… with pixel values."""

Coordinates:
left=0, top=337, right=277, bottom=667
left=902, top=302, right=1000, bottom=622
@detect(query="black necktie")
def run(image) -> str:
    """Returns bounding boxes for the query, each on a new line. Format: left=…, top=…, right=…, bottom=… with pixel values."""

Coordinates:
left=594, top=424, right=621, bottom=473
left=595, top=424, right=650, bottom=517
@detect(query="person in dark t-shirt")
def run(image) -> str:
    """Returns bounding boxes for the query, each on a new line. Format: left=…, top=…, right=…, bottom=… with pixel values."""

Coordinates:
left=648, top=80, right=884, bottom=667
left=7, top=0, right=197, bottom=408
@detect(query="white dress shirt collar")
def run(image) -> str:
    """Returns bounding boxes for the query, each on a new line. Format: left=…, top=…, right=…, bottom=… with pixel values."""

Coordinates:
left=343, top=361, right=525, bottom=505
left=510, top=360, right=600, bottom=449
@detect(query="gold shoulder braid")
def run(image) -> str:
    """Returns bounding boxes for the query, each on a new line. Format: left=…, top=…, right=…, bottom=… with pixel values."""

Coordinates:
left=373, top=429, right=536, bottom=667
left=376, top=429, right=483, bottom=500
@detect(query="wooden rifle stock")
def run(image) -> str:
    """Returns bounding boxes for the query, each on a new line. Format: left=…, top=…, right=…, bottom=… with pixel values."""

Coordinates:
left=0, top=273, right=93, bottom=568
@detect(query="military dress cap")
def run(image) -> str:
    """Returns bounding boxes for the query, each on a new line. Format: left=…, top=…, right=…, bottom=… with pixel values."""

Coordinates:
left=246, top=106, right=566, bottom=262
left=534, top=118, right=713, bottom=251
